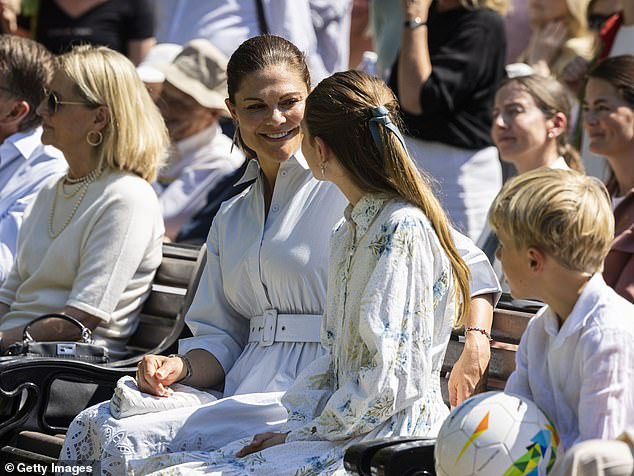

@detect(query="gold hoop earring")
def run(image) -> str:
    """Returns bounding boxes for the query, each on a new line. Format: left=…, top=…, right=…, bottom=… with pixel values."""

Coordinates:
left=320, top=162, right=326, bottom=179
left=86, top=130, right=103, bottom=147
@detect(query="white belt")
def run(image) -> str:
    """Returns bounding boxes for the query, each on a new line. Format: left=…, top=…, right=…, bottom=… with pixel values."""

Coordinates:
left=248, top=310, right=322, bottom=347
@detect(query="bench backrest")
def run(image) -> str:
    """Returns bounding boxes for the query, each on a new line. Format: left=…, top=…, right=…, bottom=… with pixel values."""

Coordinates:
left=112, top=242, right=204, bottom=367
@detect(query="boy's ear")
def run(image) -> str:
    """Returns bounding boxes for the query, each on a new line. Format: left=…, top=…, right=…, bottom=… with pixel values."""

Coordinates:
left=527, top=247, right=545, bottom=272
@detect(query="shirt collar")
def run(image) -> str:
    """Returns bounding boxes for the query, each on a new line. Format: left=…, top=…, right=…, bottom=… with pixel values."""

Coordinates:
left=0, top=127, right=44, bottom=167
left=344, top=193, right=390, bottom=238
left=542, top=273, right=604, bottom=339
left=234, top=148, right=309, bottom=186
left=173, top=123, right=221, bottom=156
left=550, top=156, right=570, bottom=170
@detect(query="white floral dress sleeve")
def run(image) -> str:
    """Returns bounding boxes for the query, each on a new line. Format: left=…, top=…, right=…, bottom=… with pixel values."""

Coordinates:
left=284, top=213, right=448, bottom=442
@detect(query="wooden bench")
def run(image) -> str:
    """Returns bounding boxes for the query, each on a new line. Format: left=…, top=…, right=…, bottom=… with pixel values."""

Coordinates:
left=113, top=242, right=204, bottom=366
left=0, top=242, right=206, bottom=469
left=0, top=290, right=539, bottom=473
left=345, top=297, right=542, bottom=476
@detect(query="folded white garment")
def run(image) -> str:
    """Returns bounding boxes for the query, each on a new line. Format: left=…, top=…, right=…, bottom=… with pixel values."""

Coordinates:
left=110, top=375, right=217, bottom=419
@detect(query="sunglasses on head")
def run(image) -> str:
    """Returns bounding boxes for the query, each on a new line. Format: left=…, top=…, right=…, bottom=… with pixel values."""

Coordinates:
left=43, top=89, right=93, bottom=113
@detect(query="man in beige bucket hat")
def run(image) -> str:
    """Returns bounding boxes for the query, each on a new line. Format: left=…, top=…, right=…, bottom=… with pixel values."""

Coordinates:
left=153, top=39, right=244, bottom=241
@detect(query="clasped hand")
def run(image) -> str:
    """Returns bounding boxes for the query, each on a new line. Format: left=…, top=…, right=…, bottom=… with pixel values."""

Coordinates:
left=135, top=354, right=186, bottom=397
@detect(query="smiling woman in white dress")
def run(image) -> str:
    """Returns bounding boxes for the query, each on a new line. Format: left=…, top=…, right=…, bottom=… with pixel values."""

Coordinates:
left=129, top=69, right=473, bottom=476
left=61, top=36, right=500, bottom=475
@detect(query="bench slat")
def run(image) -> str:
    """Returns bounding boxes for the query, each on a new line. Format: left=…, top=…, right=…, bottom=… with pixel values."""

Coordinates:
left=122, top=243, right=203, bottom=355
left=490, top=308, right=533, bottom=344
left=154, top=256, right=198, bottom=288
left=140, top=291, right=184, bottom=320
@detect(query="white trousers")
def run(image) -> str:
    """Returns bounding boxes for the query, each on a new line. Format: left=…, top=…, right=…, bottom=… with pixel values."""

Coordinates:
left=405, top=137, right=501, bottom=241
left=551, top=438, right=634, bottom=476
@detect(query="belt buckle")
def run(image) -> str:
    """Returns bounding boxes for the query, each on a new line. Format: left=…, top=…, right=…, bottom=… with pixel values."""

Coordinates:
left=260, top=309, right=277, bottom=346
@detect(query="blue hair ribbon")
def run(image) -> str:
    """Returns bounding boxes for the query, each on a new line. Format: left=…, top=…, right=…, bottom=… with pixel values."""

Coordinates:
left=368, top=106, right=409, bottom=159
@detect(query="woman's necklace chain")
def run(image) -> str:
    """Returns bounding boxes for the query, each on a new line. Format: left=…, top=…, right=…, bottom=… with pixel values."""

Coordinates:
left=49, top=167, right=103, bottom=238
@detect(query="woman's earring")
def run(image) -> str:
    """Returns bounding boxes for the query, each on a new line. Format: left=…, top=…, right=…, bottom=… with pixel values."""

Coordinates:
left=86, top=130, right=103, bottom=146
left=320, top=162, right=326, bottom=179
left=547, top=130, right=554, bottom=139
left=231, top=125, right=240, bottom=153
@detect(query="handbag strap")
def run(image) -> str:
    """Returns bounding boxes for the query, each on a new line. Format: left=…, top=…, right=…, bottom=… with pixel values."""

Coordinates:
left=23, top=313, right=94, bottom=344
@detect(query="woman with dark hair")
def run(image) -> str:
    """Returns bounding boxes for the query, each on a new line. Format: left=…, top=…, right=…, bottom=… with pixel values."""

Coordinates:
left=130, top=67, right=474, bottom=476
left=62, top=35, right=499, bottom=473
left=62, top=34, right=347, bottom=472
left=583, top=54, right=634, bottom=302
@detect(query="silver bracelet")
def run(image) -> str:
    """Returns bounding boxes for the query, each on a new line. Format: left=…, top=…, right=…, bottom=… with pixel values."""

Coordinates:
left=168, top=353, right=193, bottom=383
left=464, top=326, right=492, bottom=342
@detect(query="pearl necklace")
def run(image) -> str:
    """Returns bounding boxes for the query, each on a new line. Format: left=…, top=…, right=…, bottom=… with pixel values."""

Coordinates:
left=48, top=168, right=103, bottom=238
left=61, top=167, right=102, bottom=197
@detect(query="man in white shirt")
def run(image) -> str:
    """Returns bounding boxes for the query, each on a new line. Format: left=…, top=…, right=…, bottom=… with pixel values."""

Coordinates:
left=0, top=35, right=66, bottom=283
left=154, top=0, right=352, bottom=84
left=153, top=39, right=244, bottom=240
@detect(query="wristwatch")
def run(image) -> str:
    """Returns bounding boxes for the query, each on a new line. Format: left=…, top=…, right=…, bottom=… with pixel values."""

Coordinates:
left=403, top=16, right=427, bottom=29
left=168, top=353, right=193, bottom=383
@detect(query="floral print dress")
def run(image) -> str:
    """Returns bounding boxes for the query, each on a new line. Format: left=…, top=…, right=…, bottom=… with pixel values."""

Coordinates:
left=129, top=194, right=458, bottom=475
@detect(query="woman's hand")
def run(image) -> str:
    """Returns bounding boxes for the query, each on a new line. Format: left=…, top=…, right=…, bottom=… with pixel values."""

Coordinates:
left=0, top=0, right=19, bottom=34
left=136, top=354, right=186, bottom=397
left=448, top=330, right=491, bottom=407
left=235, top=432, right=287, bottom=458
left=525, top=20, right=568, bottom=73
left=561, top=55, right=588, bottom=95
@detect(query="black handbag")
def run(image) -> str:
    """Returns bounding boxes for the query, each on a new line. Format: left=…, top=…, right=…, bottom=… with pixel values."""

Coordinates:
left=4, top=313, right=110, bottom=363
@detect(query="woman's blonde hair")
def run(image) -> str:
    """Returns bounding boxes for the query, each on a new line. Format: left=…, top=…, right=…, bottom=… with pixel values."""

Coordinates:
left=489, top=168, right=613, bottom=274
left=497, top=74, right=583, bottom=172
left=57, top=45, right=168, bottom=182
left=304, top=70, right=471, bottom=326
left=565, top=0, right=591, bottom=38
left=460, top=0, right=509, bottom=15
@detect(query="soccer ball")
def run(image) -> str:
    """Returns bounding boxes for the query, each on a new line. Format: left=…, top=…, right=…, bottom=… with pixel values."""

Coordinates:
left=434, top=391, right=560, bottom=476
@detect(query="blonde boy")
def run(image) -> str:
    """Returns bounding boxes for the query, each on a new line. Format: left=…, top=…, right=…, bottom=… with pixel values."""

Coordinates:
left=489, top=168, right=634, bottom=451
